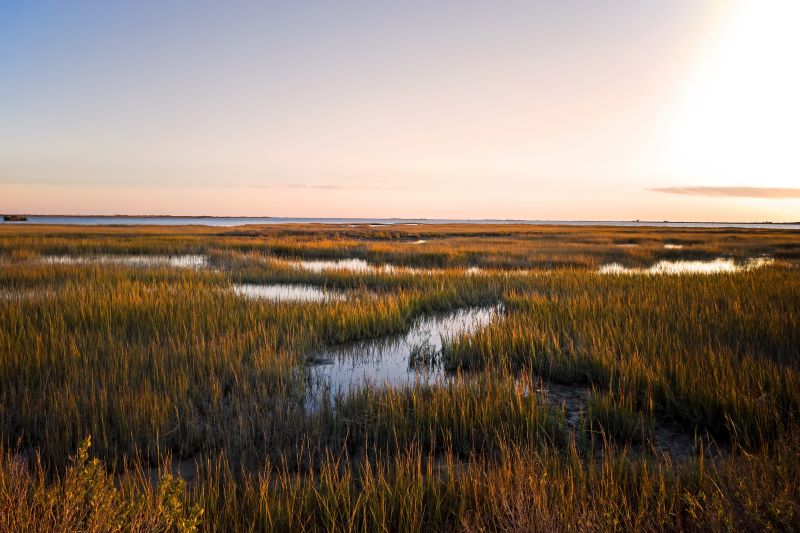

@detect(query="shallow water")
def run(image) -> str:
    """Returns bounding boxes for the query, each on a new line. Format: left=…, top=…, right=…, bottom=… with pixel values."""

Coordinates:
left=232, top=283, right=345, bottom=302
left=42, top=254, right=208, bottom=269
left=306, top=306, right=500, bottom=406
left=291, top=258, right=432, bottom=275
left=291, top=258, right=489, bottom=276
left=663, top=244, right=684, bottom=249
left=599, top=257, right=772, bottom=275
left=294, top=258, right=373, bottom=273
left=304, top=305, right=695, bottom=459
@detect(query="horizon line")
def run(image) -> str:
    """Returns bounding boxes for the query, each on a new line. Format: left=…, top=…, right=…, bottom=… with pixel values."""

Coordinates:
left=3, top=213, right=799, bottom=225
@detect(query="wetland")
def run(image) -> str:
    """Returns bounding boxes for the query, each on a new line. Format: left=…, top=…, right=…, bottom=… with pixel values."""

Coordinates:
left=0, top=222, right=799, bottom=531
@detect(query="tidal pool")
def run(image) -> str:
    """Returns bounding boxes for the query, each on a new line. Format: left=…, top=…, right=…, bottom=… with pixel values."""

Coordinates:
left=291, top=258, right=489, bottom=276
left=294, top=258, right=373, bottom=273
left=599, top=257, right=772, bottom=275
left=305, top=306, right=501, bottom=407
left=303, top=304, right=695, bottom=459
left=232, top=283, right=345, bottom=302
left=291, top=258, right=431, bottom=275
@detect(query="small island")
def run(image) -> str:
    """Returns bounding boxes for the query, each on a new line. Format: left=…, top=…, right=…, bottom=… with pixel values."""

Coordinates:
left=3, top=215, right=27, bottom=222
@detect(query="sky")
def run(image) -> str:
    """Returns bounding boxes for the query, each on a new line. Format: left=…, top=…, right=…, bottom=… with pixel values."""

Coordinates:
left=1, top=0, right=799, bottom=221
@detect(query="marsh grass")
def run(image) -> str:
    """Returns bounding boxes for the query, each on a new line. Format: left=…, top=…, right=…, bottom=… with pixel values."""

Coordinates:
left=588, top=390, right=655, bottom=445
left=408, top=338, right=439, bottom=369
left=4, top=435, right=798, bottom=532
left=0, top=223, right=798, bottom=530
left=441, top=269, right=800, bottom=448
left=4, top=222, right=799, bottom=269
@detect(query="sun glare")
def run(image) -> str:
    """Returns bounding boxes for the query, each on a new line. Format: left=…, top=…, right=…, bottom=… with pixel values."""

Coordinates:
left=663, top=0, right=800, bottom=188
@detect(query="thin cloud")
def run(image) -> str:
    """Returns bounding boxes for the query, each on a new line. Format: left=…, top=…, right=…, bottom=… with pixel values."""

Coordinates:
left=255, top=182, right=425, bottom=191
left=649, top=186, right=800, bottom=199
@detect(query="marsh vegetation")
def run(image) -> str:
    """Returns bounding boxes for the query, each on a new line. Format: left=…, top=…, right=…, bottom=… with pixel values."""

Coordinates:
left=0, top=223, right=798, bottom=531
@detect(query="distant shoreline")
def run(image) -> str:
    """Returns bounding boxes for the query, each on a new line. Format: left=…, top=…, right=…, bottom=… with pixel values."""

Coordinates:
left=2, top=215, right=799, bottom=229
left=2, top=214, right=798, bottom=225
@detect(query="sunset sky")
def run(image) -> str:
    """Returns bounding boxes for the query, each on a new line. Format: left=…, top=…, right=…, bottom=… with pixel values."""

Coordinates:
left=2, top=1, right=799, bottom=221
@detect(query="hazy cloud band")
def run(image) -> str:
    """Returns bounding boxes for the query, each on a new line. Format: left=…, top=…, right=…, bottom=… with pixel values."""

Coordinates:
left=649, top=187, right=800, bottom=199
left=255, top=182, right=426, bottom=191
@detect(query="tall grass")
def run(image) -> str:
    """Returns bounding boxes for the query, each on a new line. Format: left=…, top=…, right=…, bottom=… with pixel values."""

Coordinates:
left=4, top=222, right=799, bottom=269
left=441, top=269, right=800, bottom=447
left=4, top=435, right=798, bottom=531
left=0, top=224, right=798, bottom=530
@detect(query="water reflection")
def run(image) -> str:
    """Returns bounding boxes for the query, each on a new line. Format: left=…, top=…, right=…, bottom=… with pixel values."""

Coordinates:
left=291, top=258, right=430, bottom=275
left=291, top=258, right=486, bottom=276
left=294, top=258, right=373, bottom=273
left=599, top=257, right=772, bottom=275
left=306, top=306, right=500, bottom=407
left=42, top=255, right=208, bottom=269
left=232, top=283, right=345, bottom=302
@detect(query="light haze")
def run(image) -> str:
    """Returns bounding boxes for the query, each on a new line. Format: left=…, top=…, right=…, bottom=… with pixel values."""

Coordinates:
left=2, top=1, right=798, bottom=220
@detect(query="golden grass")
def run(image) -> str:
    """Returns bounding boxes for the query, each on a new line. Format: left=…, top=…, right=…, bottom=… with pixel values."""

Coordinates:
left=0, top=223, right=798, bottom=530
